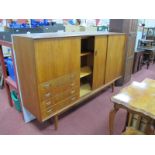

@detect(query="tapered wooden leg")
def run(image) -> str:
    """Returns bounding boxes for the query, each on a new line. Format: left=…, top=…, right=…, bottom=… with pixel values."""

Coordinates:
left=54, top=115, right=58, bottom=130
left=147, top=61, right=150, bottom=69
left=122, top=112, right=131, bottom=132
left=109, top=105, right=119, bottom=135
left=111, top=82, right=115, bottom=92
left=145, top=119, right=154, bottom=135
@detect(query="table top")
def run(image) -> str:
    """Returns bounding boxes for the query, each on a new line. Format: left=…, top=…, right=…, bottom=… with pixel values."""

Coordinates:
left=137, top=46, right=155, bottom=51
left=111, top=78, right=155, bottom=119
left=139, top=39, right=154, bottom=43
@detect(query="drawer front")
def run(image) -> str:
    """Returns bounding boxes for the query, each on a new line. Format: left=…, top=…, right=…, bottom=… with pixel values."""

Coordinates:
left=51, top=80, right=79, bottom=93
left=39, top=72, right=80, bottom=120
left=39, top=92, right=52, bottom=101
left=41, top=93, right=79, bottom=120
left=52, top=72, right=78, bottom=84
left=39, top=81, right=52, bottom=101
left=41, top=99, right=54, bottom=108
left=41, top=106, right=57, bottom=119
left=39, top=83, right=79, bottom=101
left=39, top=80, right=79, bottom=101
left=39, top=81, right=52, bottom=92
left=40, top=89, right=79, bottom=109
left=52, top=87, right=79, bottom=103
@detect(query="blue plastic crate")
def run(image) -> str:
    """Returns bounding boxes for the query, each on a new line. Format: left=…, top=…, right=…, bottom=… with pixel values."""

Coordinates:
left=5, top=58, right=16, bottom=81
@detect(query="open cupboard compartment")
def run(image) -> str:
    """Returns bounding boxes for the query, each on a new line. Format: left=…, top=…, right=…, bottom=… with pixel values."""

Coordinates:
left=80, top=36, right=94, bottom=97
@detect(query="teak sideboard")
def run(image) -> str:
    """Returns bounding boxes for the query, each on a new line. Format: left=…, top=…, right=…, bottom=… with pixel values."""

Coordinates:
left=12, top=32, right=126, bottom=129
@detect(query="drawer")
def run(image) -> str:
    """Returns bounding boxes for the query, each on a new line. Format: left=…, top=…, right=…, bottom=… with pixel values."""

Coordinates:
left=69, top=94, right=79, bottom=104
left=39, top=84, right=79, bottom=102
left=39, top=72, right=79, bottom=90
left=41, top=93, right=79, bottom=120
left=39, top=82, right=52, bottom=100
left=39, top=81, right=52, bottom=92
left=51, top=83, right=79, bottom=94
left=39, top=91, right=52, bottom=101
left=40, top=99, right=53, bottom=107
left=52, top=87, right=79, bottom=103
left=52, top=76, right=71, bottom=87
left=41, top=100, right=65, bottom=119
left=55, top=93, right=79, bottom=109
left=51, top=73, right=79, bottom=87
left=51, top=79, right=79, bottom=90
left=41, top=106, right=57, bottom=119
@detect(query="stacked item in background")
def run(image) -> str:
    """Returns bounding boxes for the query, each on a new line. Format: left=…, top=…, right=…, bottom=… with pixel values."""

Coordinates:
left=64, top=19, right=109, bottom=32
left=4, top=57, right=21, bottom=111
left=0, top=62, right=3, bottom=88
left=1, top=46, right=21, bottom=111
left=2, top=47, right=16, bottom=82
left=4, top=57, right=16, bottom=82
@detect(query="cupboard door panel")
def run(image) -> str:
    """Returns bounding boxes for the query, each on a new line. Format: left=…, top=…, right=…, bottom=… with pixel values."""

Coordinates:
left=34, top=37, right=80, bottom=84
left=105, top=35, right=126, bottom=84
left=92, top=36, right=107, bottom=89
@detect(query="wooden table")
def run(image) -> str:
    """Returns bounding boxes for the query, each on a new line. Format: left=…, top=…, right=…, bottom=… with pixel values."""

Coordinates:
left=109, top=78, right=155, bottom=134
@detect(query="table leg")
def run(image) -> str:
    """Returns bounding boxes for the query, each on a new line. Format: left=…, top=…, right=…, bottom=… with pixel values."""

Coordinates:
left=145, top=119, right=154, bottom=135
left=54, top=115, right=58, bottom=130
left=111, top=82, right=115, bottom=93
left=147, top=61, right=150, bottom=69
left=109, top=104, right=119, bottom=135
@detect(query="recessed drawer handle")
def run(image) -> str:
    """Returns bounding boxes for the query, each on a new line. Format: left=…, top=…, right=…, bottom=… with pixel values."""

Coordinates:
left=46, top=101, right=51, bottom=105
left=43, top=83, right=50, bottom=88
left=47, top=109, right=52, bottom=113
left=70, top=90, right=75, bottom=94
left=71, top=97, right=76, bottom=101
left=45, top=93, right=51, bottom=97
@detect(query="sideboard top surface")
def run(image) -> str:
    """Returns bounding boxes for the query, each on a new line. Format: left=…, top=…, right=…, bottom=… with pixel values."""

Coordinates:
left=12, top=31, right=125, bottom=40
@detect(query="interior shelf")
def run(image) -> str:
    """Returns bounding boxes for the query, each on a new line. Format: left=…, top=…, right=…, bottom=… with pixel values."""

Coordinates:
left=80, top=83, right=91, bottom=97
left=80, top=52, right=92, bottom=56
left=80, top=66, right=92, bottom=78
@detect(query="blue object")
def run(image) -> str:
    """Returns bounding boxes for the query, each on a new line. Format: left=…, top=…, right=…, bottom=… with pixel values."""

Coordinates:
left=68, top=19, right=76, bottom=25
left=31, top=19, right=49, bottom=27
left=5, top=58, right=16, bottom=81
left=9, top=21, right=30, bottom=29
left=43, top=19, right=49, bottom=26
left=9, top=21, right=21, bottom=28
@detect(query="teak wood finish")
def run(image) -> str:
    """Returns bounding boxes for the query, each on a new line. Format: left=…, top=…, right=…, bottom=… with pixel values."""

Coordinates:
left=12, top=32, right=126, bottom=129
left=92, top=36, right=107, bottom=89
left=13, top=37, right=41, bottom=120
left=35, top=38, right=80, bottom=83
left=105, top=35, right=126, bottom=83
